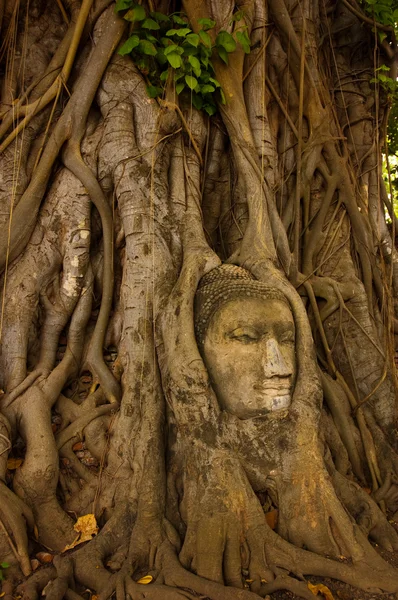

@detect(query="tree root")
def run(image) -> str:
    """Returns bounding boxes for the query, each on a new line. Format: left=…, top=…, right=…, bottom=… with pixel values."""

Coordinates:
left=16, top=566, right=57, bottom=600
left=0, top=481, right=33, bottom=576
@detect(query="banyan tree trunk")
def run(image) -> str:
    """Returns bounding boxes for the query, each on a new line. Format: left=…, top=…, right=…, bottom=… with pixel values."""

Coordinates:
left=0, top=0, right=398, bottom=599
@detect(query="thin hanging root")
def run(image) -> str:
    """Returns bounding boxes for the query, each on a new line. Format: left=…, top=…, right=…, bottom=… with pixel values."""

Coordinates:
left=56, top=0, right=69, bottom=24
left=0, top=0, right=94, bottom=153
left=158, top=100, right=203, bottom=165
left=304, top=281, right=383, bottom=492
left=63, top=145, right=121, bottom=404
left=0, top=8, right=125, bottom=274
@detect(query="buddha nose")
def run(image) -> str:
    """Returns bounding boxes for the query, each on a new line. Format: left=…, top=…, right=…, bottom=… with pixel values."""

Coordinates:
left=262, top=338, right=292, bottom=378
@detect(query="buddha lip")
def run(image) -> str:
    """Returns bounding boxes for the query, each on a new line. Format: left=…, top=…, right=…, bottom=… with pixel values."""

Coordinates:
left=254, top=382, right=291, bottom=391
left=258, top=389, right=290, bottom=395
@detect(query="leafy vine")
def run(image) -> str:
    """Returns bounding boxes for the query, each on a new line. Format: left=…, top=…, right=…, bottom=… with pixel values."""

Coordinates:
left=114, top=1, right=250, bottom=115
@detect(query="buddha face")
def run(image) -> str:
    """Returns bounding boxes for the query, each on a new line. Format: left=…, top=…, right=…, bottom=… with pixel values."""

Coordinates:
left=202, top=296, right=296, bottom=419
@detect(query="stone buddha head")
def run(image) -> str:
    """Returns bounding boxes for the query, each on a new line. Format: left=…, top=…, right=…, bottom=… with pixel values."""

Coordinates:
left=195, top=265, right=297, bottom=420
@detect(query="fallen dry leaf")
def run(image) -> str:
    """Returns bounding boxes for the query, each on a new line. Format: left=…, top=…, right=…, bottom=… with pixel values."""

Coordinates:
left=72, top=441, right=84, bottom=451
left=36, top=552, right=53, bottom=563
left=308, top=582, right=335, bottom=600
left=264, top=509, right=278, bottom=530
left=62, top=514, right=99, bottom=552
left=137, top=575, right=153, bottom=584
left=7, top=458, right=23, bottom=470
left=30, top=559, right=40, bottom=571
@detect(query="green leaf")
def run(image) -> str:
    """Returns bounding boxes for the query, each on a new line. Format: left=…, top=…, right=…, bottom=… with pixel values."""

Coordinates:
left=217, top=45, right=229, bottom=64
left=219, top=88, right=226, bottom=104
left=192, top=93, right=203, bottom=110
left=199, top=30, right=211, bottom=46
left=136, top=56, right=150, bottom=73
left=198, top=17, right=216, bottom=30
left=188, top=55, right=201, bottom=77
left=185, top=74, right=198, bottom=89
left=209, top=76, right=221, bottom=87
left=176, top=81, right=185, bottom=94
left=150, top=11, right=169, bottom=22
left=185, top=33, right=199, bottom=47
left=236, top=30, right=250, bottom=54
left=146, top=85, right=162, bottom=98
left=172, top=15, right=188, bottom=25
left=118, top=35, right=140, bottom=55
left=138, top=39, right=157, bottom=55
left=182, top=45, right=197, bottom=56
left=216, top=30, right=236, bottom=52
left=203, top=103, right=217, bottom=116
left=164, top=44, right=178, bottom=55
left=156, top=47, right=167, bottom=64
left=175, top=28, right=192, bottom=37
left=142, top=18, right=160, bottom=30
left=167, top=52, right=182, bottom=68
left=124, top=4, right=146, bottom=21
left=160, top=69, right=169, bottom=81
left=166, top=28, right=191, bottom=37
left=0, top=562, right=9, bottom=568
left=231, top=9, right=245, bottom=21
left=145, top=33, right=158, bottom=43
left=115, top=0, right=133, bottom=12
left=200, top=84, right=215, bottom=93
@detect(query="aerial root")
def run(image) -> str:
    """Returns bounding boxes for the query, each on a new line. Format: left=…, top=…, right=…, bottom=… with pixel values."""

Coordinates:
left=62, top=145, right=121, bottom=405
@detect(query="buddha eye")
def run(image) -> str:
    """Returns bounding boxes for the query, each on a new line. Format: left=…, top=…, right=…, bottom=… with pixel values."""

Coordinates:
left=229, top=327, right=259, bottom=342
left=280, top=330, right=295, bottom=344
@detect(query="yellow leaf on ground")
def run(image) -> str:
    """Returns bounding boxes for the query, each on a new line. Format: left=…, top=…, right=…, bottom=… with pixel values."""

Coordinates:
left=308, top=582, right=335, bottom=600
left=74, top=513, right=98, bottom=541
left=137, top=575, right=153, bottom=584
left=61, top=514, right=99, bottom=552
left=7, top=458, right=23, bottom=470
